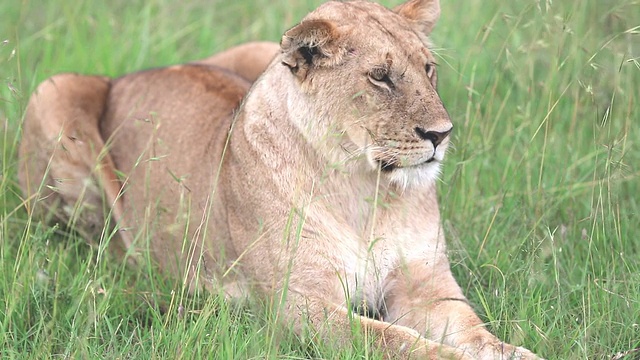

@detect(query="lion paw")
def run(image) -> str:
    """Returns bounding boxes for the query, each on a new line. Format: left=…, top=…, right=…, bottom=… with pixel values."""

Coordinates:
left=491, top=343, right=543, bottom=360
left=472, top=341, right=543, bottom=360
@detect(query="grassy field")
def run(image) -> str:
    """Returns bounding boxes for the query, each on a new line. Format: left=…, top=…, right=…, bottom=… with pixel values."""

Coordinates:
left=1, top=0, right=639, bottom=359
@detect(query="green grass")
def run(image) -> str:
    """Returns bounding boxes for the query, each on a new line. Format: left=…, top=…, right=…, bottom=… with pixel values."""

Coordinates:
left=1, top=0, right=639, bottom=358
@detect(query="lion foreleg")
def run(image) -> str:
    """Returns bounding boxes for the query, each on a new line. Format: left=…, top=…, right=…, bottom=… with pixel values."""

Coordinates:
left=279, top=292, right=473, bottom=360
left=382, top=259, right=541, bottom=359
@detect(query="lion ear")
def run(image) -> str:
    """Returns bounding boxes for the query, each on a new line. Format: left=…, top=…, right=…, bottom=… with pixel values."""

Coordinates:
left=394, top=0, right=441, bottom=37
left=280, top=19, right=343, bottom=80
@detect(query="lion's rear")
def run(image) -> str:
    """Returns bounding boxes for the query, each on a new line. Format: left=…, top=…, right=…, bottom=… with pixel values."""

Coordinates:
left=19, top=65, right=250, bottom=272
left=100, top=64, right=250, bottom=275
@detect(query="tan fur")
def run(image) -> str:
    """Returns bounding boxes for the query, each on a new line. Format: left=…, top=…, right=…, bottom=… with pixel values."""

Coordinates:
left=18, top=1, right=542, bottom=359
left=194, top=41, right=280, bottom=82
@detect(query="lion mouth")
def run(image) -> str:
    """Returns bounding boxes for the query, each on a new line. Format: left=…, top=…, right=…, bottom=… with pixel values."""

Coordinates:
left=379, top=160, right=397, bottom=172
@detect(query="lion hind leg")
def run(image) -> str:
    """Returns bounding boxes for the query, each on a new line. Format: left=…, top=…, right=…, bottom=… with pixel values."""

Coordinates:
left=18, top=73, right=131, bottom=252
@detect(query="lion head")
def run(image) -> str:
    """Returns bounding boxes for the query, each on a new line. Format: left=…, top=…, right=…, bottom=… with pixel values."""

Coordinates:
left=279, top=0, right=452, bottom=189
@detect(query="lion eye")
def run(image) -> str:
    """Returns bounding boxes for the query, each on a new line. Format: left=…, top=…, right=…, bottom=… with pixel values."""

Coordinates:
left=425, top=62, right=437, bottom=88
left=368, top=67, right=393, bottom=89
left=425, top=63, right=436, bottom=78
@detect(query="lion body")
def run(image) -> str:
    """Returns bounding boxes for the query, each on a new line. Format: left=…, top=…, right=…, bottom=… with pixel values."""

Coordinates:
left=19, top=1, right=541, bottom=359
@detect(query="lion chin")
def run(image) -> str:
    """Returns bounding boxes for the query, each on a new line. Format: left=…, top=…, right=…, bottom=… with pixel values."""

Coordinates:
left=365, top=150, right=444, bottom=190
left=383, top=161, right=443, bottom=191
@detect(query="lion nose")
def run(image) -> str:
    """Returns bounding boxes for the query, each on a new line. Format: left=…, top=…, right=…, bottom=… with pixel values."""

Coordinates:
left=414, top=126, right=453, bottom=148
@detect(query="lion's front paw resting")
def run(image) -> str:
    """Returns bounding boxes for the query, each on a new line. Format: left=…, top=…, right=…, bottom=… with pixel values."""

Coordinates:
left=476, top=342, right=543, bottom=360
left=510, top=345, right=544, bottom=360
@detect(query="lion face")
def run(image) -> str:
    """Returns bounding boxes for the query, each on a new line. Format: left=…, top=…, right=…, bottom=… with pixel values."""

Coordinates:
left=281, top=0, right=452, bottom=189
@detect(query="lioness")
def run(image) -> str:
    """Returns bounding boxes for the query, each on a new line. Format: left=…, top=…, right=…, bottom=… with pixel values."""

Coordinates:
left=19, top=0, right=542, bottom=359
